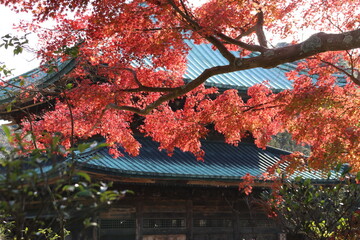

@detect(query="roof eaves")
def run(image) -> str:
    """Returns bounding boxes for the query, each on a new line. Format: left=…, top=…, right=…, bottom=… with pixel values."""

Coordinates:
left=79, top=162, right=243, bottom=182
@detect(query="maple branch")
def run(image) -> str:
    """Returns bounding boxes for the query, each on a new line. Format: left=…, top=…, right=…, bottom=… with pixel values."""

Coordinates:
left=62, top=90, right=75, bottom=148
left=106, top=29, right=360, bottom=115
left=121, top=86, right=182, bottom=93
left=104, top=66, right=182, bottom=93
left=255, top=10, right=267, bottom=48
left=119, top=68, right=143, bottom=87
left=235, top=25, right=256, bottom=40
left=89, top=107, right=108, bottom=132
left=233, top=12, right=265, bottom=42
left=133, top=27, right=182, bottom=32
left=216, top=33, right=268, bottom=52
left=243, top=104, right=285, bottom=113
left=319, top=59, right=360, bottom=86
left=166, top=0, right=235, bottom=63
left=346, top=50, right=355, bottom=76
left=166, top=0, right=200, bottom=30
left=206, top=36, right=236, bottom=63
left=23, top=111, right=38, bottom=149
left=232, top=29, right=360, bottom=69
left=179, top=0, right=194, bottom=21
left=326, top=15, right=344, bottom=33
left=107, top=65, right=231, bottom=115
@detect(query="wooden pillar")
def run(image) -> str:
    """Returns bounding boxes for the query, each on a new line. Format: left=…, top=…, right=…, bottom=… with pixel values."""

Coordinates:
left=233, top=213, right=241, bottom=240
left=92, top=216, right=99, bottom=240
left=136, top=199, right=144, bottom=240
left=186, top=199, right=193, bottom=240
left=233, top=202, right=240, bottom=240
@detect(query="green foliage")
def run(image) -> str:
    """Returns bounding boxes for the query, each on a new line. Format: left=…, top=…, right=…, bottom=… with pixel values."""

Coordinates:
left=264, top=172, right=360, bottom=240
left=0, top=126, right=123, bottom=240
left=0, top=64, right=13, bottom=78
left=54, top=45, right=80, bottom=58
left=36, top=228, right=70, bottom=240
left=0, top=33, right=29, bottom=78
left=0, top=34, right=28, bottom=54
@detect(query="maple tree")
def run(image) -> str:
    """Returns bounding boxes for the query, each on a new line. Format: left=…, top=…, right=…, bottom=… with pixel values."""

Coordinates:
left=0, top=0, right=359, bottom=174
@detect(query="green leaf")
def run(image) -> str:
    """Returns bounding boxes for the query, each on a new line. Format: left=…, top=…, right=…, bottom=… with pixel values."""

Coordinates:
left=76, top=172, right=91, bottom=182
left=96, top=142, right=109, bottom=149
left=66, top=83, right=73, bottom=89
left=77, top=143, right=91, bottom=153
left=62, top=185, right=75, bottom=192
left=76, top=190, right=93, bottom=197
left=6, top=104, right=12, bottom=112
left=2, top=125, right=11, bottom=138
left=335, top=163, right=343, bottom=172
left=356, top=172, right=360, bottom=181
left=294, top=176, right=303, bottom=182
left=13, top=46, right=23, bottom=55
left=83, top=218, right=98, bottom=228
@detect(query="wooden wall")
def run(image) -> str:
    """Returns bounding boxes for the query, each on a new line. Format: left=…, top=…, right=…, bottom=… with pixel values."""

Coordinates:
left=97, top=183, right=282, bottom=240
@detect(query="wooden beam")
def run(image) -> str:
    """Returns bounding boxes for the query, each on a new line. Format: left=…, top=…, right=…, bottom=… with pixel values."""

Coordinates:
left=83, top=171, right=274, bottom=188
left=186, top=198, right=193, bottom=240
left=136, top=198, right=144, bottom=240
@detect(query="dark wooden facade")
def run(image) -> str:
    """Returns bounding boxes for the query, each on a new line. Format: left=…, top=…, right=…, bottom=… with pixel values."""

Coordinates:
left=94, top=184, right=282, bottom=240
left=64, top=135, right=295, bottom=240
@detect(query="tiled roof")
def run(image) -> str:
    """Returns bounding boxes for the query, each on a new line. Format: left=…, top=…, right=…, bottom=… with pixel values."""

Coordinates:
left=184, top=41, right=294, bottom=92
left=74, top=137, right=322, bottom=181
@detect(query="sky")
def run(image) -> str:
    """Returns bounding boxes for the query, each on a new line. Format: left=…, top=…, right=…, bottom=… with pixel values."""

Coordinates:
left=0, top=6, right=40, bottom=77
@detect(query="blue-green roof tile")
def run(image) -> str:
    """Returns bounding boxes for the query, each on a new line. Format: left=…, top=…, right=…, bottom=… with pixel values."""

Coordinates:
left=184, top=41, right=294, bottom=92
left=75, top=138, right=288, bottom=181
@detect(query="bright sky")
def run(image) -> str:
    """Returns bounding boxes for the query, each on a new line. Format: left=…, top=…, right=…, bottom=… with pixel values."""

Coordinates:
left=0, top=6, right=40, bottom=77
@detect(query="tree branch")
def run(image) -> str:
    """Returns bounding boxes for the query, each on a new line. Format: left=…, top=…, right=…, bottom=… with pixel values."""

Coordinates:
left=103, top=66, right=183, bottom=93
left=166, top=0, right=236, bottom=63
left=216, top=33, right=268, bottom=52
left=235, top=25, right=256, bottom=40
left=319, top=59, right=360, bottom=86
left=118, top=67, right=143, bottom=87
left=205, top=36, right=236, bottom=63
left=107, top=65, right=231, bottom=115
left=255, top=10, right=267, bottom=47
left=232, top=29, right=360, bottom=70
left=121, top=86, right=182, bottom=93
left=106, top=29, right=360, bottom=115
left=118, top=67, right=182, bottom=92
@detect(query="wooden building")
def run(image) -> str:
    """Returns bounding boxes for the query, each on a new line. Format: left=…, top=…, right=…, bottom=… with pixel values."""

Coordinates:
left=67, top=137, right=316, bottom=240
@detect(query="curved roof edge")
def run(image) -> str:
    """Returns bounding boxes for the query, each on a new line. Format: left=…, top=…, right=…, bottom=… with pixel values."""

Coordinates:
left=0, top=59, right=76, bottom=105
left=72, top=137, right=326, bottom=182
